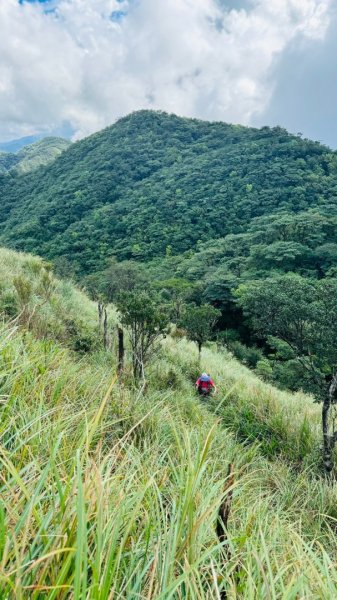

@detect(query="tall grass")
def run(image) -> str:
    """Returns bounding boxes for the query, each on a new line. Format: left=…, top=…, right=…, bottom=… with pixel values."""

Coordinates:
left=1, top=324, right=337, bottom=598
left=0, top=247, right=115, bottom=351
left=1, top=248, right=337, bottom=597
left=162, top=337, right=322, bottom=467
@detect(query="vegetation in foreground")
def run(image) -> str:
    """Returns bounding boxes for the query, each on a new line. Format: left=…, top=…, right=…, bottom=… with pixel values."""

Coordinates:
left=1, top=248, right=337, bottom=598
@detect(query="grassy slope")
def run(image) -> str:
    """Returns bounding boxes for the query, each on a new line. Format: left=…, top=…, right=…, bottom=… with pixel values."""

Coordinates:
left=163, top=337, right=322, bottom=465
left=1, top=248, right=337, bottom=598
left=0, top=247, right=109, bottom=352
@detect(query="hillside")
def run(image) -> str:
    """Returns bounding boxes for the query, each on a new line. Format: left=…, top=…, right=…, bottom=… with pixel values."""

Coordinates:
left=2, top=111, right=337, bottom=396
left=0, top=134, right=42, bottom=153
left=0, top=246, right=337, bottom=597
left=1, top=110, right=337, bottom=275
left=0, top=136, right=70, bottom=175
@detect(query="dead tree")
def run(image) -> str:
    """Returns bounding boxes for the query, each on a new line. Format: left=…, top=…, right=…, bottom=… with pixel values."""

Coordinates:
left=323, top=373, right=337, bottom=475
left=117, top=326, right=124, bottom=375
left=98, top=302, right=104, bottom=333
left=103, top=307, right=109, bottom=350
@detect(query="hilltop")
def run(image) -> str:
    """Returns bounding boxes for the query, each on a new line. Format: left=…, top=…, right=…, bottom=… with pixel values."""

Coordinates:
left=2, top=111, right=337, bottom=396
left=0, top=134, right=42, bottom=153
left=1, top=110, right=337, bottom=274
left=0, top=136, right=70, bottom=175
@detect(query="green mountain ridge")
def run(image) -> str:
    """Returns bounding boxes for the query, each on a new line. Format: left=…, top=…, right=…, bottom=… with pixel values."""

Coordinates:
left=1, top=110, right=337, bottom=274
left=0, top=133, right=42, bottom=153
left=2, top=110, right=337, bottom=396
left=0, top=136, right=70, bottom=175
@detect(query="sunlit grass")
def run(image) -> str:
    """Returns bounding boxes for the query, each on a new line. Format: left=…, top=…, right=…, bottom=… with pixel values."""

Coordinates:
left=1, top=247, right=337, bottom=597
left=162, top=337, right=322, bottom=466
left=0, top=324, right=337, bottom=598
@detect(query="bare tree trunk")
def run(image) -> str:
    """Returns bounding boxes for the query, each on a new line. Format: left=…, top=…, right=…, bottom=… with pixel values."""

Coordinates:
left=103, top=308, right=109, bottom=350
left=322, top=373, right=337, bottom=475
left=322, top=397, right=333, bottom=474
left=198, top=341, right=202, bottom=362
left=117, top=326, right=124, bottom=375
left=98, top=302, right=104, bottom=333
left=134, top=357, right=143, bottom=381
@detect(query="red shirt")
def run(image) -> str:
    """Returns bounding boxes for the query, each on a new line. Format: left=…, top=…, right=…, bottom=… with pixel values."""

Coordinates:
left=196, top=378, right=215, bottom=391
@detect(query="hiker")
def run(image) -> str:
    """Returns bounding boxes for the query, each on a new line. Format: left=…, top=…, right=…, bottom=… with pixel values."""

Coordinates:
left=195, top=372, right=217, bottom=396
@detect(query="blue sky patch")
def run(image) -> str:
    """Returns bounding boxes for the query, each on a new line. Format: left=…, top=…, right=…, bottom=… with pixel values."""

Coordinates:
left=110, top=10, right=128, bottom=22
left=18, top=0, right=57, bottom=16
left=19, top=0, right=52, bottom=3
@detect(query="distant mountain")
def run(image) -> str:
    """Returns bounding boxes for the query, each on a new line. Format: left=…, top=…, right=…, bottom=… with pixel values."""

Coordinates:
left=14, top=137, right=71, bottom=174
left=0, top=137, right=70, bottom=175
left=0, top=110, right=337, bottom=275
left=0, top=134, right=43, bottom=153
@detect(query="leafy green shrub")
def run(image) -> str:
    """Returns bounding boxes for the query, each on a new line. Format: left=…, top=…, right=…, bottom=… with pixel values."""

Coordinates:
left=72, top=333, right=95, bottom=354
left=217, top=329, right=240, bottom=346
left=13, top=275, right=33, bottom=308
left=228, top=340, right=264, bottom=368
left=0, top=290, right=18, bottom=317
left=255, top=359, right=273, bottom=380
left=64, top=318, right=97, bottom=354
left=272, top=359, right=306, bottom=391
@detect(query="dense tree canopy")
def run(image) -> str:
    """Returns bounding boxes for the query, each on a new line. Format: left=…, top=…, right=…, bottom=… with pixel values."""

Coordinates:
left=237, top=274, right=337, bottom=472
left=1, top=110, right=337, bottom=275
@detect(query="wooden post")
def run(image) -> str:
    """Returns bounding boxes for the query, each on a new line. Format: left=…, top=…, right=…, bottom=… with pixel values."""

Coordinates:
left=98, top=302, right=104, bottom=333
left=117, top=326, right=124, bottom=375
left=103, top=308, right=109, bottom=350
left=322, top=372, right=337, bottom=475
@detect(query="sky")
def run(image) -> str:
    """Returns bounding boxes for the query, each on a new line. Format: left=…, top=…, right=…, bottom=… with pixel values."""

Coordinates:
left=0, top=0, right=336, bottom=146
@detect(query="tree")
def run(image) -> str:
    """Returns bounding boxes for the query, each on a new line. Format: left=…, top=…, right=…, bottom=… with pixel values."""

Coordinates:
left=237, top=274, right=337, bottom=475
left=117, top=292, right=168, bottom=380
left=181, top=304, right=220, bottom=360
left=155, top=278, right=193, bottom=321
left=83, top=259, right=148, bottom=302
left=104, top=259, right=148, bottom=301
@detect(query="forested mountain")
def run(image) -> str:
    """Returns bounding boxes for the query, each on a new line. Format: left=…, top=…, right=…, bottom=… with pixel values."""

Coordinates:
left=1, top=110, right=337, bottom=274
left=0, top=134, right=42, bottom=153
left=0, top=136, right=70, bottom=175
left=1, top=110, right=337, bottom=393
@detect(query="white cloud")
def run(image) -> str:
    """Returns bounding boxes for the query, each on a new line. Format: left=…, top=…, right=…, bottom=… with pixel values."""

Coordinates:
left=0, top=0, right=332, bottom=140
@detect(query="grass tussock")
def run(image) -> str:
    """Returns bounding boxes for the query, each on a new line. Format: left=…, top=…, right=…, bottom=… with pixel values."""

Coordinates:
left=1, top=324, right=337, bottom=598
left=0, top=247, right=116, bottom=353
left=1, top=248, right=337, bottom=597
left=161, top=337, right=322, bottom=467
